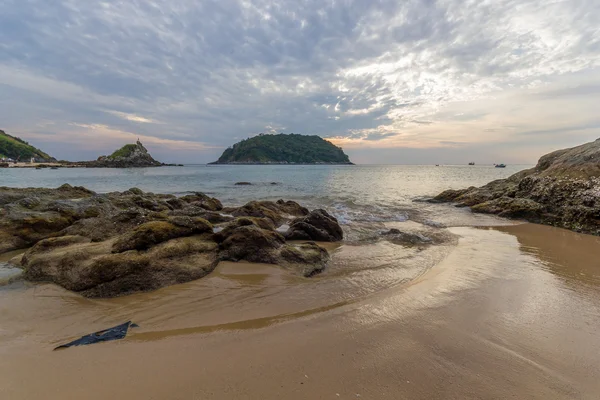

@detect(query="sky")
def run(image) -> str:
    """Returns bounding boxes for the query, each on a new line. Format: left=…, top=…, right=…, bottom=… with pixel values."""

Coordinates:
left=1, top=0, right=599, bottom=164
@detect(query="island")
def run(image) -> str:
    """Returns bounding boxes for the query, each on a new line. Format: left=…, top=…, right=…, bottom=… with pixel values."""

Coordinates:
left=209, top=133, right=353, bottom=165
left=74, top=140, right=168, bottom=168
left=0, top=129, right=56, bottom=166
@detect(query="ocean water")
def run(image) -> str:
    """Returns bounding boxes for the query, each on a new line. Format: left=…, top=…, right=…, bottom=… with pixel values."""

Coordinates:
left=0, top=164, right=528, bottom=229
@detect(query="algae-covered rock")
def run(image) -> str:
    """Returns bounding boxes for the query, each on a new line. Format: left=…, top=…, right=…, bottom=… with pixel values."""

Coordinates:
left=112, top=218, right=212, bottom=253
left=21, top=234, right=219, bottom=298
left=216, top=224, right=285, bottom=263
left=279, top=242, right=330, bottom=277
left=231, top=200, right=308, bottom=225
left=179, top=192, right=223, bottom=211
left=3, top=185, right=343, bottom=297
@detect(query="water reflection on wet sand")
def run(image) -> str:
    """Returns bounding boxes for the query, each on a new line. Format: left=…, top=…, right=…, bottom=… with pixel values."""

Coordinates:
left=1, top=223, right=600, bottom=399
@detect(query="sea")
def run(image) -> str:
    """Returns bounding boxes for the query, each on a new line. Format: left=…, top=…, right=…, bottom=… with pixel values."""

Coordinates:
left=0, top=164, right=527, bottom=230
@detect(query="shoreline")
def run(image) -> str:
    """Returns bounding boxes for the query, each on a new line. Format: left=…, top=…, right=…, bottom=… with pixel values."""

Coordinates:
left=1, top=223, right=600, bottom=399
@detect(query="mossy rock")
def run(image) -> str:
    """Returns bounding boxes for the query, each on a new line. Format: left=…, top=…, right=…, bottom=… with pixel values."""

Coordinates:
left=112, top=218, right=212, bottom=253
left=279, top=242, right=330, bottom=277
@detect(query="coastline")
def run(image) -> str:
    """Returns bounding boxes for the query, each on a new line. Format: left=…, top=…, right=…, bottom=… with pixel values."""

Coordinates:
left=208, top=161, right=355, bottom=165
left=2, top=223, right=600, bottom=399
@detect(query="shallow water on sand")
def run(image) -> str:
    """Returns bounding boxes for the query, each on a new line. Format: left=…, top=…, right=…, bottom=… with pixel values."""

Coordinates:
left=2, top=225, right=600, bottom=399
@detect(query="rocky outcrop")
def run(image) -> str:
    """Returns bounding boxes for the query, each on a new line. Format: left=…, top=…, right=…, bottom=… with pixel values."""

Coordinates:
left=0, top=185, right=223, bottom=251
left=284, top=209, right=344, bottom=241
left=1, top=185, right=343, bottom=297
left=72, top=140, right=164, bottom=168
left=432, top=138, right=600, bottom=235
left=22, top=235, right=219, bottom=298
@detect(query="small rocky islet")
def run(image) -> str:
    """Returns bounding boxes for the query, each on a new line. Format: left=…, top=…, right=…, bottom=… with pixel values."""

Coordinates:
left=431, top=137, right=600, bottom=235
left=0, top=184, right=344, bottom=297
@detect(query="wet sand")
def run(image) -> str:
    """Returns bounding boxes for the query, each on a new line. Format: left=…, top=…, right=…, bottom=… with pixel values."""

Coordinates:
left=1, top=223, right=600, bottom=399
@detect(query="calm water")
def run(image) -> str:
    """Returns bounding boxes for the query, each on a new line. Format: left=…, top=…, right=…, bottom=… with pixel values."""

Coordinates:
left=0, top=165, right=526, bottom=199
left=0, top=164, right=528, bottom=228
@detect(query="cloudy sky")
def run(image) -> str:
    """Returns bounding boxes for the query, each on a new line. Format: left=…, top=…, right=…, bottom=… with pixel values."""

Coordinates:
left=1, top=0, right=599, bottom=164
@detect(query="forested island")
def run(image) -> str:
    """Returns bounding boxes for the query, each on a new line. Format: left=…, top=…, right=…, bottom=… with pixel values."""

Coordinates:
left=210, top=133, right=353, bottom=164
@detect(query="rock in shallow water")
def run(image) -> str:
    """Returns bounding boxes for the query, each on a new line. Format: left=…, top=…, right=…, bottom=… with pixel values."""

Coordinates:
left=284, top=209, right=344, bottom=242
left=1, top=186, right=342, bottom=297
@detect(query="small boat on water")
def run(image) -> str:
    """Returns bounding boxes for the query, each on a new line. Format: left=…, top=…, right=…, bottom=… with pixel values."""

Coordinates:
left=51, top=166, right=59, bottom=170
left=495, top=163, right=506, bottom=168
left=468, top=162, right=475, bottom=165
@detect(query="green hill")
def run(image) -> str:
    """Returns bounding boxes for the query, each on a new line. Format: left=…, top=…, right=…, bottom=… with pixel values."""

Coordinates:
left=0, top=130, right=55, bottom=162
left=211, top=133, right=353, bottom=164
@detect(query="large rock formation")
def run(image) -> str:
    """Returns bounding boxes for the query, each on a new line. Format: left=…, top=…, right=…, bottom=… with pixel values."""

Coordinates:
left=0, top=186, right=343, bottom=297
left=432, top=138, right=600, bottom=235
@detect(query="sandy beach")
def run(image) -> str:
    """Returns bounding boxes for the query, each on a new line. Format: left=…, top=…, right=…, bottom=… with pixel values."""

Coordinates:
left=2, top=223, right=600, bottom=399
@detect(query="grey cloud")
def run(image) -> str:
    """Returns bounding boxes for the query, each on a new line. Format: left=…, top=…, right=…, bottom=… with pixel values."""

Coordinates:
left=0, top=0, right=599, bottom=162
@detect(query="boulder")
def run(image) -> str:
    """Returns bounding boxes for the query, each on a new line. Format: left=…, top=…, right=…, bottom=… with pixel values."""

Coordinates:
left=231, top=200, right=308, bottom=225
left=179, top=192, right=223, bottom=211
left=216, top=224, right=285, bottom=264
left=231, top=201, right=285, bottom=224
left=279, top=242, right=330, bottom=277
left=21, top=236, right=218, bottom=297
left=112, top=218, right=212, bottom=253
left=284, top=209, right=343, bottom=242
left=1, top=185, right=338, bottom=296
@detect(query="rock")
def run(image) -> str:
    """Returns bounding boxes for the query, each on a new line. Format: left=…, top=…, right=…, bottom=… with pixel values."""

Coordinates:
left=216, top=223, right=285, bottom=264
left=231, top=201, right=286, bottom=224
left=284, top=209, right=343, bottom=242
left=275, top=199, right=309, bottom=216
left=3, top=185, right=337, bottom=296
left=430, top=188, right=472, bottom=203
left=279, top=242, right=330, bottom=277
left=231, top=200, right=308, bottom=225
left=112, top=218, right=212, bottom=253
left=381, top=229, right=432, bottom=246
left=21, top=235, right=219, bottom=297
left=24, top=235, right=91, bottom=256
left=126, top=187, right=144, bottom=196
left=471, top=197, right=546, bottom=219
left=432, top=138, right=600, bottom=235
left=179, top=192, right=223, bottom=211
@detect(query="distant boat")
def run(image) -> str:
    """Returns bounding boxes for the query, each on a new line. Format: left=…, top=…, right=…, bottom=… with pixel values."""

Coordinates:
left=50, top=166, right=59, bottom=170
left=495, top=163, right=506, bottom=168
left=468, top=162, right=475, bottom=165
